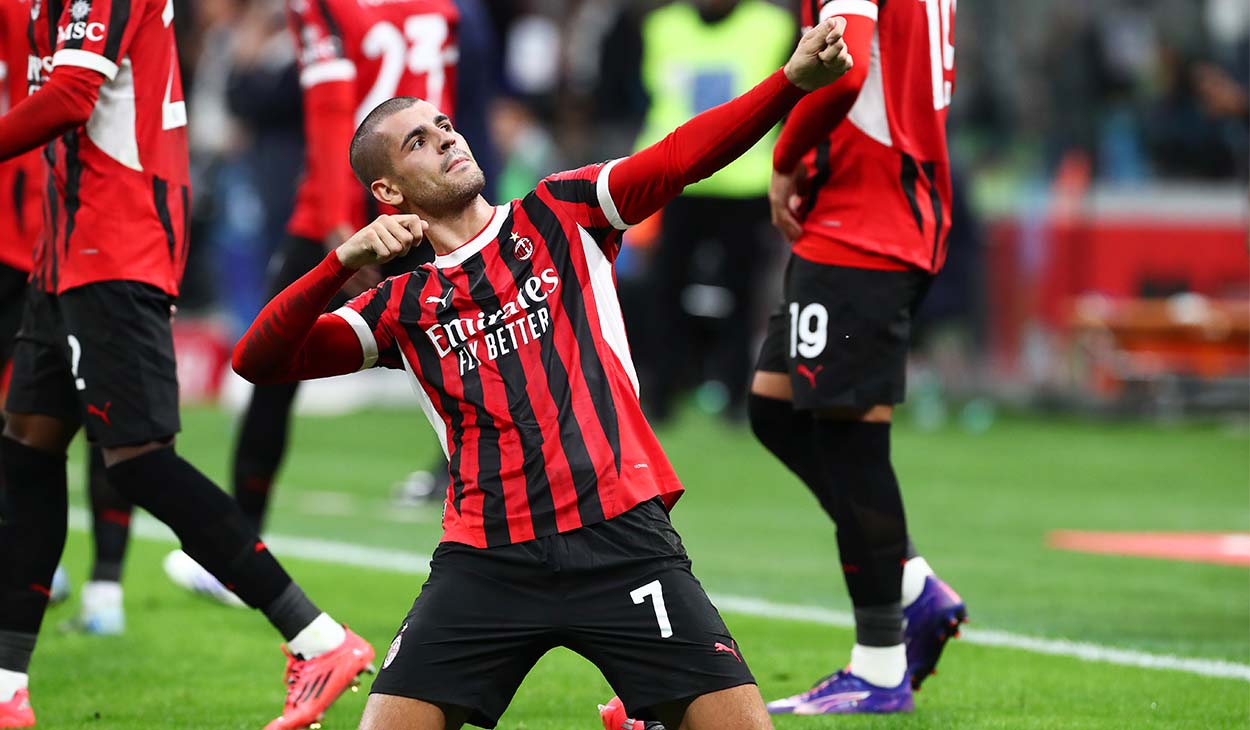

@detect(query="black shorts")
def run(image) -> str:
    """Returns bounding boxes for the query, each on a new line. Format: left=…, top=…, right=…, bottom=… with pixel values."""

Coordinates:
left=370, top=499, right=755, bottom=728
left=270, top=233, right=434, bottom=309
left=6, top=282, right=180, bottom=447
left=756, top=256, right=933, bottom=410
left=0, top=262, right=28, bottom=367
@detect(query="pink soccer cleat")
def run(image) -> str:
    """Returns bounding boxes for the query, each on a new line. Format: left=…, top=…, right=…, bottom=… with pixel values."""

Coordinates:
left=598, top=695, right=665, bottom=730
left=265, top=628, right=375, bottom=730
left=0, top=689, right=34, bottom=728
left=599, top=696, right=641, bottom=730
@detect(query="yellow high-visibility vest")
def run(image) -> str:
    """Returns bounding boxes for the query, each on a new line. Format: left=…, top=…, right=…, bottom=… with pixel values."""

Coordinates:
left=637, top=0, right=795, bottom=198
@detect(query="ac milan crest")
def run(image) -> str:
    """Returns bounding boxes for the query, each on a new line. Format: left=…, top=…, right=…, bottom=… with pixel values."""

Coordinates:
left=383, top=622, right=408, bottom=670
left=509, top=231, right=533, bottom=261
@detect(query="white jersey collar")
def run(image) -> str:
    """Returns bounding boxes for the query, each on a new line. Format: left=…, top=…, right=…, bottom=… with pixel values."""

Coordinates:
left=433, top=204, right=510, bottom=269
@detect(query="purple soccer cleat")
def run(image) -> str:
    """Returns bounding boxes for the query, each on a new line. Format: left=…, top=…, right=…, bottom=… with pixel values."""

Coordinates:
left=766, top=670, right=913, bottom=715
left=904, top=575, right=967, bottom=690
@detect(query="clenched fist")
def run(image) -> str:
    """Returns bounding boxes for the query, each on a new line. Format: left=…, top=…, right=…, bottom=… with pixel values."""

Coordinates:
left=335, top=215, right=429, bottom=271
left=784, top=16, right=854, bottom=92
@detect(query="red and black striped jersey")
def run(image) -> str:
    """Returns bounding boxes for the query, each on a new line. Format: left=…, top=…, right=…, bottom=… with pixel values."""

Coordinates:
left=335, top=161, right=683, bottom=548
left=233, top=67, right=807, bottom=546
left=27, top=0, right=190, bottom=294
left=286, top=0, right=459, bottom=240
left=793, top=0, right=955, bottom=272
left=0, top=0, right=42, bottom=273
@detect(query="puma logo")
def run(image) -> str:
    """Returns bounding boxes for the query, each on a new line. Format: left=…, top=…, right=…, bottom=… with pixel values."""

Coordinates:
left=87, top=401, right=112, bottom=426
left=714, top=641, right=742, bottom=663
left=796, top=364, right=824, bottom=389
left=425, top=289, right=453, bottom=308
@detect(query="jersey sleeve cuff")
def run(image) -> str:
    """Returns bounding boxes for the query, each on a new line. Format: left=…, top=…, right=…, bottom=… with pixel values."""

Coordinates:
left=323, top=249, right=352, bottom=278
left=820, top=0, right=879, bottom=21
left=596, top=158, right=629, bottom=230
left=300, top=59, right=357, bottom=88
left=52, top=49, right=118, bottom=81
left=330, top=306, right=380, bottom=370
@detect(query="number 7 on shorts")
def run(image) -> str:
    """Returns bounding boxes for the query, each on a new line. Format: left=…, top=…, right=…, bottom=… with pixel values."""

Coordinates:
left=630, top=580, right=673, bottom=638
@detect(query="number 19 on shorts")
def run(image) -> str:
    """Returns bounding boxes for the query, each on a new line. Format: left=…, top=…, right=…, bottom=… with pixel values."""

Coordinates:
left=789, top=302, right=828, bottom=359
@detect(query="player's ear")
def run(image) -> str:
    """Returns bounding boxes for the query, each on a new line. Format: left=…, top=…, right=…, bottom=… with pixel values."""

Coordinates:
left=371, top=179, right=404, bottom=208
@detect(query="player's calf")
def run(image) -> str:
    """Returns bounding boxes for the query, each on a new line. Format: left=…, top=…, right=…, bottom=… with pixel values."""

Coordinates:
left=104, top=446, right=296, bottom=613
left=0, top=436, right=69, bottom=639
left=746, top=393, right=821, bottom=487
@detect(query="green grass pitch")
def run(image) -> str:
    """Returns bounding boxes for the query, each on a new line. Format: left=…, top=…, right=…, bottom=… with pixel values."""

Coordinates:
left=34, top=406, right=1250, bottom=729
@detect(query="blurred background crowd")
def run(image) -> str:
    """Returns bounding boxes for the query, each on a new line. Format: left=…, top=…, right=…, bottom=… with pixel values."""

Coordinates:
left=168, top=0, right=1249, bottom=425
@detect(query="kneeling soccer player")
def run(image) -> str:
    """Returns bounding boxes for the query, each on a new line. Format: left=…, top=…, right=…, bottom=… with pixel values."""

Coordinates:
left=233, top=17, right=854, bottom=730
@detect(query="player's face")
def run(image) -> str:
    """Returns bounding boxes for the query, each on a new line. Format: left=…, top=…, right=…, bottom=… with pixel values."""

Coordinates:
left=375, top=100, right=486, bottom=215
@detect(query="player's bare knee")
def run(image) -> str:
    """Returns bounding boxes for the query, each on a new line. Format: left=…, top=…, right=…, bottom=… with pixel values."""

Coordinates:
left=814, top=404, right=892, bottom=422
left=101, top=437, right=175, bottom=468
left=679, top=685, right=772, bottom=730
left=1, top=412, right=78, bottom=453
left=749, top=370, right=793, bottom=401
left=358, top=694, right=460, bottom=730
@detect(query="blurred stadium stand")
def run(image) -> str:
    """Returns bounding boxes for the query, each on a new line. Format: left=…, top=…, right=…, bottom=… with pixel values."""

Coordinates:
left=163, top=0, right=1247, bottom=419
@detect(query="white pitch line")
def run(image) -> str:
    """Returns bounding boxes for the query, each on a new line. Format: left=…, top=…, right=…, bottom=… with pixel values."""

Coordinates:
left=66, top=508, right=1250, bottom=683
left=67, top=508, right=432, bottom=576
left=708, top=594, right=1250, bottom=683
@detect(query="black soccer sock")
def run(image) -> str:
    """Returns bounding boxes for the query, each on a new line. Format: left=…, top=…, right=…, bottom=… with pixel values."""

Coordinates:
left=265, top=583, right=324, bottom=643
left=232, top=381, right=300, bottom=533
left=105, top=446, right=321, bottom=638
left=853, top=604, right=905, bottom=648
left=87, top=445, right=132, bottom=583
left=0, top=629, right=37, bottom=675
left=811, top=419, right=909, bottom=646
left=748, top=394, right=822, bottom=487
left=0, top=437, right=68, bottom=638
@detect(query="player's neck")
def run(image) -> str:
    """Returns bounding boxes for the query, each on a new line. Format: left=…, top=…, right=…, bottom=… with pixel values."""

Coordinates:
left=422, top=196, right=496, bottom=256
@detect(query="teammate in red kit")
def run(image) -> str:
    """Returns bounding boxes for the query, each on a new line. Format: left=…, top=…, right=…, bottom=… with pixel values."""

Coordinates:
left=162, top=0, right=463, bottom=606
left=0, top=0, right=135, bottom=638
left=233, top=18, right=853, bottom=730
left=0, top=0, right=43, bottom=381
left=0, top=1, right=374, bottom=727
left=749, top=0, right=967, bottom=714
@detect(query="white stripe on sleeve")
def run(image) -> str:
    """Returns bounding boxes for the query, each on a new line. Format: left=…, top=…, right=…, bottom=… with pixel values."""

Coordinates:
left=53, top=49, right=119, bottom=80
left=300, top=59, right=357, bottom=88
left=330, top=307, right=380, bottom=370
left=595, top=158, right=629, bottom=230
left=820, top=0, right=879, bottom=21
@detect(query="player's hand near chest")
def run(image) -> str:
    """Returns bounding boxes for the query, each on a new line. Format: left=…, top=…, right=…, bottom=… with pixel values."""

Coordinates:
left=336, top=214, right=429, bottom=270
left=772, top=17, right=853, bottom=241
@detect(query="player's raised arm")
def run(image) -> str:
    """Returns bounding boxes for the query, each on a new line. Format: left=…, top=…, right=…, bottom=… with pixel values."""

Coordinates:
left=773, top=11, right=874, bottom=174
left=233, top=215, right=426, bottom=384
left=0, top=0, right=141, bottom=161
left=290, top=0, right=359, bottom=245
left=0, top=66, right=103, bottom=161
left=606, top=16, right=854, bottom=226
left=770, top=5, right=876, bottom=240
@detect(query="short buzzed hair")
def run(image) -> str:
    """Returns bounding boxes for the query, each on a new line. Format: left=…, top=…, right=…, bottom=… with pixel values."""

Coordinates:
left=349, top=96, right=422, bottom=187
